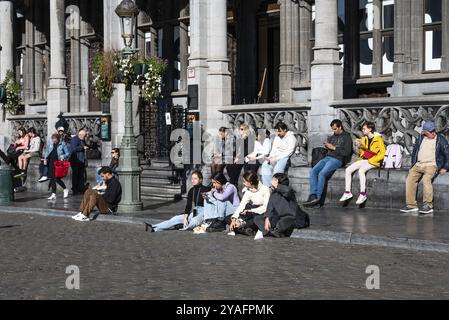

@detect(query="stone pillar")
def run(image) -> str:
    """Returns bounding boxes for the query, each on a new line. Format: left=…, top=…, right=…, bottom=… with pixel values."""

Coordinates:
left=279, top=0, right=293, bottom=102
left=0, top=0, right=14, bottom=81
left=69, top=4, right=81, bottom=113
left=188, top=0, right=209, bottom=118
left=292, top=1, right=301, bottom=87
left=205, top=0, right=231, bottom=130
left=309, top=0, right=343, bottom=152
left=24, top=16, right=35, bottom=102
left=299, top=1, right=312, bottom=86
left=442, top=0, right=449, bottom=72
left=47, top=0, right=68, bottom=137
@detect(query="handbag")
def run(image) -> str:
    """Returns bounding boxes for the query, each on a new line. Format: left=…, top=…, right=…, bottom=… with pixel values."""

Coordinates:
left=54, top=161, right=70, bottom=178
left=363, top=149, right=378, bottom=160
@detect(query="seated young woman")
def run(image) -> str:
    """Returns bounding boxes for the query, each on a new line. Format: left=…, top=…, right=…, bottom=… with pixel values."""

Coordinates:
left=194, top=173, right=240, bottom=233
left=253, top=173, right=310, bottom=240
left=144, top=170, right=210, bottom=232
left=227, top=171, right=271, bottom=236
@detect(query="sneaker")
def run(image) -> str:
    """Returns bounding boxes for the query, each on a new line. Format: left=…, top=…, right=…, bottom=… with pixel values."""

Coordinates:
left=227, top=231, right=236, bottom=236
left=419, top=205, right=434, bottom=215
left=356, top=194, right=368, bottom=205
left=304, top=195, right=320, bottom=207
left=193, top=226, right=206, bottom=234
left=13, top=172, right=25, bottom=179
left=73, top=214, right=90, bottom=222
left=63, top=189, right=69, bottom=199
left=48, top=193, right=56, bottom=201
left=340, top=192, right=354, bottom=202
left=254, top=230, right=264, bottom=240
left=400, top=206, right=419, bottom=213
left=38, top=176, right=48, bottom=183
left=72, top=213, right=83, bottom=220
left=144, top=222, right=154, bottom=233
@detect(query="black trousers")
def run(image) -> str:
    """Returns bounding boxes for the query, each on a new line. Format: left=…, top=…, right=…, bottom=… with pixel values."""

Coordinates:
left=71, top=159, right=86, bottom=194
left=226, top=164, right=244, bottom=188
left=254, top=213, right=296, bottom=237
left=50, top=178, right=66, bottom=194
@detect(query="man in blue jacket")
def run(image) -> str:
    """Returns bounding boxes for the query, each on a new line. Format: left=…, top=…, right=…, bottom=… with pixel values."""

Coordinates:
left=70, top=129, right=89, bottom=195
left=401, top=120, right=449, bottom=215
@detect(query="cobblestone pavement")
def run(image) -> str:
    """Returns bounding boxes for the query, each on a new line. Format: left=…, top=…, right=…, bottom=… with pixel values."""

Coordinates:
left=1, top=212, right=449, bottom=300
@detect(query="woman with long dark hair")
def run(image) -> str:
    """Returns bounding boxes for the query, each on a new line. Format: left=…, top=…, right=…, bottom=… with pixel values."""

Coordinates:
left=253, top=173, right=310, bottom=240
left=227, top=171, right=271, bottom=236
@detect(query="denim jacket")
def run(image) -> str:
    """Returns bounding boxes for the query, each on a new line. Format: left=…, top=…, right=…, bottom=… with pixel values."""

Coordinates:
left=44, top=141, right=70, bottom=161
left=411, top=134, right=449, bottom=170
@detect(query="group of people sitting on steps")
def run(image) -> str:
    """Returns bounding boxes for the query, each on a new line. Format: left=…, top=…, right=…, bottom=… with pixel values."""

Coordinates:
left=145, top=117, right=449, bottom=238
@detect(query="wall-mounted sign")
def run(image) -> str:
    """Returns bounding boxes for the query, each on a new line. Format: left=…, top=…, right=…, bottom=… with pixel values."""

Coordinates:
left=188, top=68, right=195, bottom=79
left=100, top=115, right=111, bottom=141
left=165, top=112, right=172, bottom=126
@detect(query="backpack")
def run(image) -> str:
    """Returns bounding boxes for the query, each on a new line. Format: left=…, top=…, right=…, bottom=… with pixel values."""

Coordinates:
left=311, top=147, right=328, bottom=168
left=383, top=144, right=404, bottom=169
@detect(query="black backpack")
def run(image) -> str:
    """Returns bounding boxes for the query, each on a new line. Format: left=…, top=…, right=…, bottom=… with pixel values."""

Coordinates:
left=311, top=147, right=328, bottom=168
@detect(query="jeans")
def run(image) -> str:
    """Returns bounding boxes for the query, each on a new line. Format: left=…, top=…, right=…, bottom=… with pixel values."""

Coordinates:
left=153, top=207, right=205, bottom=232
left=96, top=167, right=102, bottom=183
left=203, top=198, right=236, bottom=221
left=261, top=156, right=290, bottom=187
left=310, top=156, right=342, bottom=198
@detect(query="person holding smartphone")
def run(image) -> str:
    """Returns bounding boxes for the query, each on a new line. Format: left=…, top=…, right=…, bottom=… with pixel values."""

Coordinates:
left=340, top=121, right=386, bottom=205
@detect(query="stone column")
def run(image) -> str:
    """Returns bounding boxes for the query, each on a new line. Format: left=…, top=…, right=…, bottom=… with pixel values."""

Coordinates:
left=442, top=0, right=449, bottom=72
left=47, top=0, right=68, bottom=137
left=279, top=0, right=293, bottom=103
left=292, top=1, right=301, bottom=87
left=0, top=0, right=14, bottom=81
left=309, top=0, right=343, bottom=152
left=205, top=0, right=231, bottom=130
left=179, top=19, right=189, bottom=92
left=188, top=0, right=209, bottom=119
left=69, top=4, right=81, bottom=113
left=299, top=1, right=312, bottom=85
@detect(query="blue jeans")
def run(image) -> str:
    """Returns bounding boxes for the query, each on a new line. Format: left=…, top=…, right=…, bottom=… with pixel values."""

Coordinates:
left=310, top=156, right=342, bottom=198
left=96, top=167, right=102, bottom=183
left=261, top=156, right=290, bottom=187
left=203, top=198, right=236, bottom=221
left=153, top=207, right=204, bottom=232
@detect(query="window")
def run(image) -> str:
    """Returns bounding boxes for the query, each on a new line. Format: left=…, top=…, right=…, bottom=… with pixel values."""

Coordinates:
left=359, top=0, right=394, bottom=77
left=381, top=0, right=394, bottom=74
left=359, top=0, right=374, bottom=76
left=423, top=0, right=442, bottom=71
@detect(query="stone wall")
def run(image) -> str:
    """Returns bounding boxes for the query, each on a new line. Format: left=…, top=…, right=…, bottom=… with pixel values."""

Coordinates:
left=288, top=167, right=449, bottom=210
left=20, top=158, right=102, bottom=194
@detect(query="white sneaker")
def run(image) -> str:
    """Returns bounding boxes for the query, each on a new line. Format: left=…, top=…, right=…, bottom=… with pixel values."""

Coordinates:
left=48, top=193, right=56, bottom=201
left=356, top=194, right=368, bottom=205
left=73, top=214, right=90, bottom=222
left=72, top=213, right=83, bottom=220
left=254, top=230, right=264, bottom=240
left=63, top=189, right=69, bottom=199
left=227, top=231, right=236, bottom=236
left=38, top=176, right=48, bottom=183
left=339, top=192, right=353, bottom=202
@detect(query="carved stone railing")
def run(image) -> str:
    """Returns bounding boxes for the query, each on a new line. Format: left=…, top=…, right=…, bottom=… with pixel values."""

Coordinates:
left=63, top=112, right=103, bottom=157
left=219, top=103, right=311, bottom=157
left=7, top=114, right=48, bottom=146
left=332, top=96, right=449, bottom=167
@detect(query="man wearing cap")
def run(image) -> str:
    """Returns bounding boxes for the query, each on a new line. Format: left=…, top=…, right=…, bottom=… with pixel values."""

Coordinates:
left=401, top=120, right=449, bottom=215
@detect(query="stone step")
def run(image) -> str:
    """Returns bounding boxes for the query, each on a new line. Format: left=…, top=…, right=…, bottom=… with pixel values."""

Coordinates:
left=141, top=185, right=182, bottom=196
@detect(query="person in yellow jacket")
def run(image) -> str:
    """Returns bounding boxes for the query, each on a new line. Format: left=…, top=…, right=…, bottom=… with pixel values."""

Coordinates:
left=340, top=121, right=386, bottom=205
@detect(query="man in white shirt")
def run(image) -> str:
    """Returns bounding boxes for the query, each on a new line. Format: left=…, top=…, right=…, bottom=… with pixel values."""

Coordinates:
left=261, top=122, right=297, bottom=187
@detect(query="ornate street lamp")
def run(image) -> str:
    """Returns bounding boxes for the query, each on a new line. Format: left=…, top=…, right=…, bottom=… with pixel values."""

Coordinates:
left=115, top=0, right=143, bottom=213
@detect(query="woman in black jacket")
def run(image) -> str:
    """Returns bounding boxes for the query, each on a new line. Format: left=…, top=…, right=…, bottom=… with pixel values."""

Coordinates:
left=253, top=173, right=310, bottom=240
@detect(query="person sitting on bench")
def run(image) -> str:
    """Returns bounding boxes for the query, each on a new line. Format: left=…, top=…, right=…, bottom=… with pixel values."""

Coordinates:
left=72, top=167, right=122, bottom=222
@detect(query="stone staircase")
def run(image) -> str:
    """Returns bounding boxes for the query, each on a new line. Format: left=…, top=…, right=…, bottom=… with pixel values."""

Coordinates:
left=140, top=159, right=184, bottom=201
